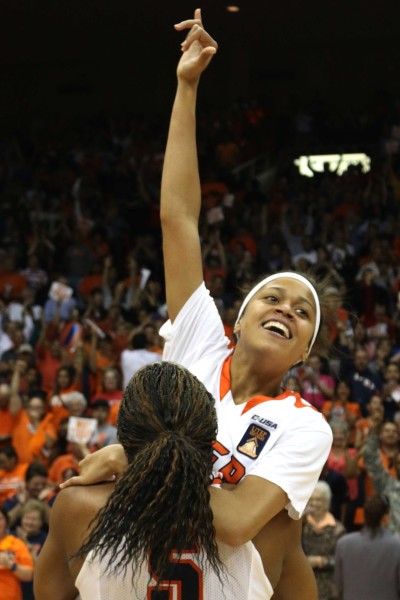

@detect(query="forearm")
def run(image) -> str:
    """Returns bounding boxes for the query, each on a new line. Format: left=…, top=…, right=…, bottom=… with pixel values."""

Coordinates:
left=363, top=431, right=388, bottom=492
left=160, top=80, right=201, bottom=225
left=210, top=477, right=287, bottom=547
left=14, top=564, right=33, bottom=582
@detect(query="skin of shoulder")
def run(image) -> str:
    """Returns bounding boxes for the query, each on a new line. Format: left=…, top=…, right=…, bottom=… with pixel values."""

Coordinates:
left=34, top=483, right=114, bottom=600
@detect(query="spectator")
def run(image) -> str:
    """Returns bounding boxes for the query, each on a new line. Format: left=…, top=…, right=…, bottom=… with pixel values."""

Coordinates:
left=47, top=441, right=85, bottom=487
left=49, top=365, right=81, bottom=403
left=90, top=367, right=123, bottom=426
left=34, top=335, right=63, bottom=396
left=299, top=355, right=335, bottom=411
left=0, top=505, right=33, bottom=600
left=88, top=399, right=117, bottom=449
left=352, top=265, right=392, bottom=328
left=120, top=332, right=161, bottom=389
left=343, top=348, right=381, bottom=416
left=335, top=495, right=400, bottom=600
left=381, top=361, right=400, bottom=422
left=0, top=445, right=28, bottom=505
left=319, top=462, right=348, bottom=524
left=49, top=390, right=87, bottom=430
left=90, top=366, right=123, bottom=407
left=0, top=256, right=28, bottom=303
left=363, top=417, right=400, bottom=536
left=14, top=500, right=48, bottom=600
left=20, top=255, right=49, bottom=304
left=43, top=276, right=77, bottom=325
left=327, top=421, right=360, bottom=530
left=322, top=380, right=361, bottom=445
left=354, top=393, right=384, bottom=450
left=0, top=380, right=21, bottom=447
left=12, top=392, right=56, bottom=465
left=4, top=463, right=52, bottom=530
left=1, top=324, right=27, bottom=366
left=302, top=480, right=345, bottom=600
left=282, top=374, right=302, bottom=394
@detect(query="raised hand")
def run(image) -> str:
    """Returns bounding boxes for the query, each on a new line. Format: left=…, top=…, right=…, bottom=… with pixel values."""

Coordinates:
left=174, top=8, right=217, bottom=84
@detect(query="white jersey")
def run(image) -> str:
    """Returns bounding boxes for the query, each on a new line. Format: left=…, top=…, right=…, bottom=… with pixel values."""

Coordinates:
left=76, top=540, right=273, bottom=600
left=160, top=283, right=333, bottom=520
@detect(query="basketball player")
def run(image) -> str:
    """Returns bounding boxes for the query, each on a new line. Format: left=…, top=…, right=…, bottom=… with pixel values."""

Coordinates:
left=61, top=10, right=339, bottom=599
left=34, top=362, right=272, bottom=599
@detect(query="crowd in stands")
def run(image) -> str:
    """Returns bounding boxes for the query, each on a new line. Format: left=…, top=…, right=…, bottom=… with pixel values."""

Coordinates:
left=0, top=91, right=400, bottom=598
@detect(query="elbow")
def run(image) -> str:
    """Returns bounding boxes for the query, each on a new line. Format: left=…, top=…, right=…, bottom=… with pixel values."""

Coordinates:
left=215, top=522, right=253, bottom=547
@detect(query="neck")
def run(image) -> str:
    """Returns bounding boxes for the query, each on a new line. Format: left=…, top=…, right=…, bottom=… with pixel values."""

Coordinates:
left=381, top=443, right=398, bottom=455
left=231, top=351, right=285, bottom=403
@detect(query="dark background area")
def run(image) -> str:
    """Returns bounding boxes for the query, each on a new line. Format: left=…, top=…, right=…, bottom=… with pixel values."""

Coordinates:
left=0, top=0, right=398, bottom=127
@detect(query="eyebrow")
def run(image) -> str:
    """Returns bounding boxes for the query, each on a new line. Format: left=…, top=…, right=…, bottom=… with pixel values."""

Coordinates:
left=264, top=286, right=316, bottom=311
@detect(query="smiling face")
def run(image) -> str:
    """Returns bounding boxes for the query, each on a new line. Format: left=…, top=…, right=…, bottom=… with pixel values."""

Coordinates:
left=234, top=277, right=317, bottom=370
left=21, top=509, right=43, bottom=536
left=307, top=487, right=330, bottom=519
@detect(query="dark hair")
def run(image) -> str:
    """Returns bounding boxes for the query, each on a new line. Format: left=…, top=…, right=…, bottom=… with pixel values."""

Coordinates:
left=78, top=362, right=221, bottom=582
left=0, top=504, right=9, bottom=525
left=0, top=445, right=18, bottom=460
left=25, top=462, right=48, bottom=482
left=131, top=332, right=147, bottom=350
left=28, top=390, right=46, bottom=403
left=334, top=379, right=350, bottom=396
left=91, top=399, right=110, bottom=411
left=238, top=270, right=343, bottom=358
left=55, top=365, right=76, bottom=390
left=363, top=495, right=389, bottom=537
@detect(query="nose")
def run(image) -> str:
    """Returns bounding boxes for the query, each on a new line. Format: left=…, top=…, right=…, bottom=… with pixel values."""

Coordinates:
left=274, top=302, right=294, bottom=318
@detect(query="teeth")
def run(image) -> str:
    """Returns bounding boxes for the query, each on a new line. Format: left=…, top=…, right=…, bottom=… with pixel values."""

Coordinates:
left=263, top=321, right=290, bottom=339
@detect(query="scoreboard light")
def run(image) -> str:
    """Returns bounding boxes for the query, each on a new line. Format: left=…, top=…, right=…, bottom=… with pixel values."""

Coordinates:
left=294, top=153, right=371, bottom=177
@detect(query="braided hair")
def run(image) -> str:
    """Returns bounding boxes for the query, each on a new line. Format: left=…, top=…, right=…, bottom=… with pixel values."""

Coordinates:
left=78, top=361, right=221, bottom=582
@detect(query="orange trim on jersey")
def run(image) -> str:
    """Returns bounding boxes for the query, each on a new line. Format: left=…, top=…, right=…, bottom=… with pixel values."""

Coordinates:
left=219, top=354, right=318, bottom=414
left=219, top=354, right=233, bottom=401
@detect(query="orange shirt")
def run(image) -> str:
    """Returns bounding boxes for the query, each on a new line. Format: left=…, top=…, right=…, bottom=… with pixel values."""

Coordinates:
left=109, top=402, right=121, bottom=427
left=0, top=408, right=18, bottom=439
left=355, top=417, right=372, bottom=448
left=358, top=450, right=396, bottom=498
left=12, top=412, right=57, bottom=464
left=0, top=535, right=33, bottom=600
left=79, top=274, right=103, bottom=297
left=322, top=401, right=361, bottom=445
left=0, top=273, right=27, bottom=300
left=0, top=463, right=28, bottom=503
left=48, top=453, right=80, bottom=485
left=35, top=349, right=62, bottom=394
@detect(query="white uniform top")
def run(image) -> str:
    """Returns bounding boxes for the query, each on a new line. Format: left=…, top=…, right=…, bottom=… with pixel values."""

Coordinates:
left=76, top=540, right=273, bottom=600
left=161, top=283, right=333, bottom=520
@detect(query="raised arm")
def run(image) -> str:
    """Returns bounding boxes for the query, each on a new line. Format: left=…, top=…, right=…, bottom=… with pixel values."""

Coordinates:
left=363, top=427, right=391, bottom=495
left=160, top=9, right=217, bottom=321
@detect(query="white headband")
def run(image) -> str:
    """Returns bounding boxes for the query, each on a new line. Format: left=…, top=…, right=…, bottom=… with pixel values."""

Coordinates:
left=235, top=272, right=321, bottom=355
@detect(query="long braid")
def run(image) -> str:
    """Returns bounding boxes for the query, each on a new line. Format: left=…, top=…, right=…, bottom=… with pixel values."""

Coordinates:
left=77, top=362, right=221, bottom=582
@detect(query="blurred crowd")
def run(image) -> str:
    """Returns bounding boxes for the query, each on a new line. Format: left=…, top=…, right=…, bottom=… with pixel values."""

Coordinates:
left=1, top=92, right=400, bottom=599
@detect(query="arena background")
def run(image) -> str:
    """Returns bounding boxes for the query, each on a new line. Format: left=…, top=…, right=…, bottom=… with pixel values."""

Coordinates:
left=1, top=0, right=399, bottom=126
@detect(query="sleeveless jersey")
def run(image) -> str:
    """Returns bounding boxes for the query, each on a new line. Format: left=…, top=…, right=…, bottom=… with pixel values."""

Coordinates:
left=76, top=540, right=273, bottom=599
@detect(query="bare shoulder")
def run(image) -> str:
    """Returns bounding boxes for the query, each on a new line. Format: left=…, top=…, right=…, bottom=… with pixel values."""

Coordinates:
left=51, top=483, right=115, bottom=554
left=54, top=483, right=114, bottom=517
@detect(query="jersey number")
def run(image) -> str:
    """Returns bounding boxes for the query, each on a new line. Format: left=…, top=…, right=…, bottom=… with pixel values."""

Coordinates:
left=147, top=550, right=203, bottom=600
left=212, top=440, right=246, bottom=484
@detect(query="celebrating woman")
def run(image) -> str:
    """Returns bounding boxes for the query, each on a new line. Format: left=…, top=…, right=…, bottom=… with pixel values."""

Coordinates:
left=62, top=10, right=339, bottom=599
left=35, top=363, right=271, bottom=599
